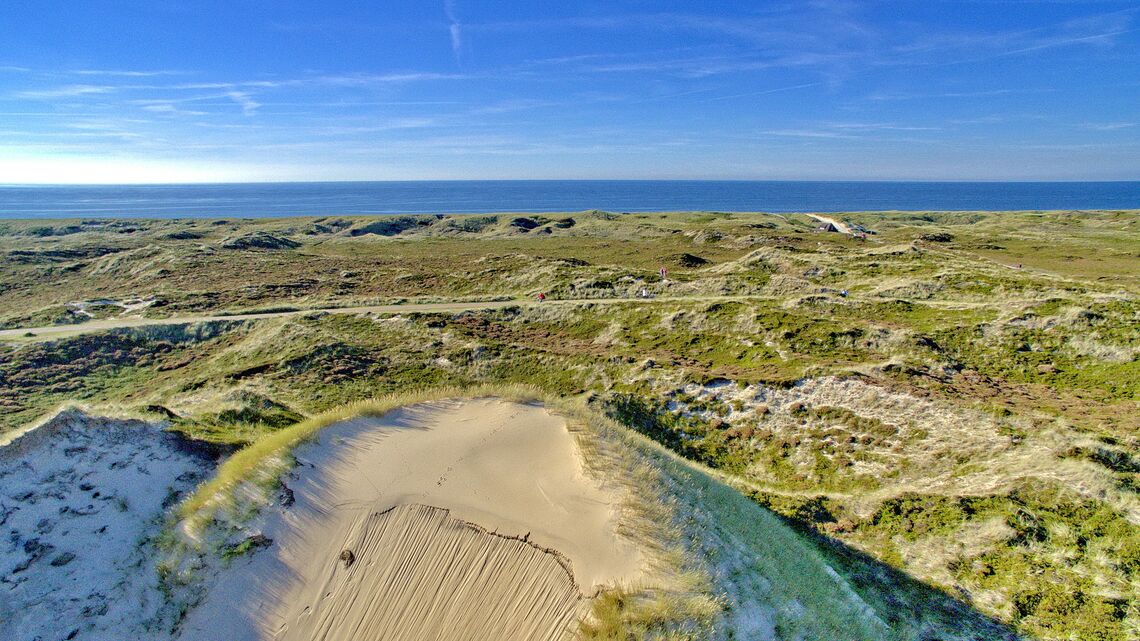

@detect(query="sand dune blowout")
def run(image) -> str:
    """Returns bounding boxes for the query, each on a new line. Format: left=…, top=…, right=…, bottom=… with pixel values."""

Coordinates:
left=179, top=399, right=645, bottom=640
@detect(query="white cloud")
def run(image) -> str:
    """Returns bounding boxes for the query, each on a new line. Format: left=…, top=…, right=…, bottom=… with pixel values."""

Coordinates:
left=13, top=84, right=117, bottom=99
left=445, top=0, right=462, bottom=62
left=70, top=69, right=186, bottom=77
left=226, top=91, right=261, bottom=115
left=1080, top=122, right=1137, bottom=131
left=142, top=104, right=208, bottom=116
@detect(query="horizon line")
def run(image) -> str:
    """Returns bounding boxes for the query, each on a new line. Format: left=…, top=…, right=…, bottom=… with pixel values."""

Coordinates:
left=4, top=178, right=1140, bottom=188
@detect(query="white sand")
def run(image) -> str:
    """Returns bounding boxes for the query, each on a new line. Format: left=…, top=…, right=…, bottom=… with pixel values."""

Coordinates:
left=0, top=411, right=215, bottom=641
left=179, top=399, right=644, bottom=641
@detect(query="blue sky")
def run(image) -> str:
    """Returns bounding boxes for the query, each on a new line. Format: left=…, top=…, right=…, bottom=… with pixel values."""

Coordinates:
left=1, top=1, right=1138, bottom=183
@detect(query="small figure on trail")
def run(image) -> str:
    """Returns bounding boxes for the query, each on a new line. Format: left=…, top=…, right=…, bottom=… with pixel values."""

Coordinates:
left=537, top=292, right=546, bottom=301
left=840, top=290, right=848, bottom=297
left=659, top=267, right=668, bottom=281
left=639, top=287, right=651, bottom=299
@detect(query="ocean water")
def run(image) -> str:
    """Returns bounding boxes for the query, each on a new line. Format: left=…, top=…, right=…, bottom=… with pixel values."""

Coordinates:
left=0, top=180, right=1137, bottom=219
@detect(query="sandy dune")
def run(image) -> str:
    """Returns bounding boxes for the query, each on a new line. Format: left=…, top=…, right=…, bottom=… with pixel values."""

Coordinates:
left=279, top=504, right=581, bottom=641
left=180, top=399, right=644, bottom=641
left=0, top=411, right=216, bottom=641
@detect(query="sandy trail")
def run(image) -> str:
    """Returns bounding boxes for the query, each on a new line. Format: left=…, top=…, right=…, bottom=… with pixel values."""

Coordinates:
left=179, top=399, right=643, bottom=641
left=0, top=293, right=1012, bottom=343
left=0, top=300, right=524, bottom=341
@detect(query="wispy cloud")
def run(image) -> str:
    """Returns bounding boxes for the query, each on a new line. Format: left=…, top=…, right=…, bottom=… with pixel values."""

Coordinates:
left=444, top=0, right=462, bottom=63
left=996, top=27, right=1137, bottom=57
left=226, top=91, right=260, bottom=115
left=829, top=122, right=942, bottom=132
left=1080, top=122, right=1137, bottom=131
left=469, top=98, right=558, bottom=115
left=758, top=129, right=858, bottom=140
left=14, top=84, right=118, bottom=98
left=70, top=69, right=187, bottom=77
left=142, top=103, right=208, bottom=117
left=867, top=89, right=1018, bottom=101
left=890, top=7, right=1138, bottom=67
left=703, top=82, right=822, bottom=102
left=753, top=120, right=948, bottom=144
left=466, top=7, right=876, bottom=76
left=304, top=118, right=443, bottom=137
left=172, top=80, right=294, bottom=90
left=581, top=53, right=847, bottom=78
left=316, top=71, right=471, bottom=85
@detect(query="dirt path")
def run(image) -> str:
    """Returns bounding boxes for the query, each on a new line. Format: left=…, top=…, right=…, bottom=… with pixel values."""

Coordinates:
left=0, top=300, right=526, bottom=341
left=0, top=293, right=1021, bottom=342
left=4, top=296, right=754, bottom=341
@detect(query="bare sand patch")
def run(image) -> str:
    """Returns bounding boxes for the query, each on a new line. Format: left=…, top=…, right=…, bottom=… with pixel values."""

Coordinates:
left=278, top=504, right=581, bottom=641
left=179, top=398, right=645, bottom=641
left=0, top=411, right=215, bottom=641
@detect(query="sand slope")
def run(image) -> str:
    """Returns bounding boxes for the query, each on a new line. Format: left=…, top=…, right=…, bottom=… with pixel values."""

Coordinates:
left=180, top=399, right=643, bottom=641
left=281, top=504, right=580, bottom=641
left=0, top=411, right=215, bottom=641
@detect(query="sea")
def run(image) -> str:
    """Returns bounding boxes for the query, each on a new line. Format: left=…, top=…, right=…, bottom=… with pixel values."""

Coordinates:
left=0, top=181, right=1137, bottom=219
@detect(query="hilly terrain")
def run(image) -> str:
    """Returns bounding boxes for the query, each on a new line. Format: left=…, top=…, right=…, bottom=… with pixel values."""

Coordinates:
left=1, top=209, right=1137, bottom=640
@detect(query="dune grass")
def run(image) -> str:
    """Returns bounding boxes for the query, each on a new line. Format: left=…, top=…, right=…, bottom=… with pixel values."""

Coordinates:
left=578, top=399, right=894, bottom=640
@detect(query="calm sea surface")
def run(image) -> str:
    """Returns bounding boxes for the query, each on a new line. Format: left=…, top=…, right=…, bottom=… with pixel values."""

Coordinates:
left=0, top=181, right=1137, bottom=219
